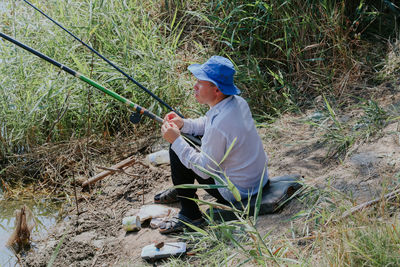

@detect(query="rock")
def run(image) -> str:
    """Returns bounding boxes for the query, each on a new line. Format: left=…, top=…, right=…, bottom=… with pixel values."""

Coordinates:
left=72, top=231, right=97, bottom=244
left=350, top=152, right=379, bottom=176
left=307, top=111, right=324, bottom=122
left=92, top=239, right=105, bottom=249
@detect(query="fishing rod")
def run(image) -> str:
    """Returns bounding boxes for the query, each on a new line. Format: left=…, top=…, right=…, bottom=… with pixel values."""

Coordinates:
left=21, top=0, right=185, bottom=120
left=0, top=32, right=201, bottom=146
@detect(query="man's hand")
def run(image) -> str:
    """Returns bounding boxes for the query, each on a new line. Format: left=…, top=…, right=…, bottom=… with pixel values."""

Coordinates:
left=164, top=112, right=184, bottom=129
left=161, top=121, right=180, bottom=144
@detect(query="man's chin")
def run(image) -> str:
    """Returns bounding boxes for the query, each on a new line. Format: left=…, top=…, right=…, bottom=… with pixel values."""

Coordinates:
left=195, top=95, right=202, bottom=103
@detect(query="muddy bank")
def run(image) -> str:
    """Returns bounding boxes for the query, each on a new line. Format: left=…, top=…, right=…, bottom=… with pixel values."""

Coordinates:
left=22, top=150, right=173, bottom=266
left=21, top=87, right=400, bottom=266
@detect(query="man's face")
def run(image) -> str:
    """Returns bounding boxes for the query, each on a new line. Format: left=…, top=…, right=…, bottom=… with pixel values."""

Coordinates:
left=193, top=80, right=218, bottom=105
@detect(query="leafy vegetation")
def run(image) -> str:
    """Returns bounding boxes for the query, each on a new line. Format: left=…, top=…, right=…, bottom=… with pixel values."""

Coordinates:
left=0, top=0, right=397, bottom=160
left=304, top=96, right=398, bottom=160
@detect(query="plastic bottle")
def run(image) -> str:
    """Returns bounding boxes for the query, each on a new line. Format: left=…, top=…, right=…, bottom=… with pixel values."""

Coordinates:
left=122, top=215, right=141, bottom=232
left=146, top=149, right=170, bottom=165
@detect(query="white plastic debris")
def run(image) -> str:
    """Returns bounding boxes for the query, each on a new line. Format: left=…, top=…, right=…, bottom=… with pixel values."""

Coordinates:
left=149, top=217, right=166, bottom=229
left=145, top=150, right=170, bottom=165
left=136, top=204, right=177, bottom=223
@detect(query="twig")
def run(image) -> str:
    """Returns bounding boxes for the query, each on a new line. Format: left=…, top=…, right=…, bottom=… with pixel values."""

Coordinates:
left=82, top=156, right=137, bottom=187
left=137, top=160, right=157, bottom=171
left=97, top=166, right=140, bottom=177
left=97, top=166, right=124, bottom=172
left=85, top=49, right=94, bottom=190
left=72, top=171, right=80, bottom=216
left=90, top=246, right=105, bottom=267
left=15, top=252, right=25, bottom=267
left=341, top=186, right=400, bottom=219
left=1, top=179, right=11, bottom=194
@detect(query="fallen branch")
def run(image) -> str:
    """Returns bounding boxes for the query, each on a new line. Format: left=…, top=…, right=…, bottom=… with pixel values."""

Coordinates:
left=82, top=156, right=136, bottom=187
left=341, top=186, right=400, bottom=219
left=97, top=166, right=140, bottom=177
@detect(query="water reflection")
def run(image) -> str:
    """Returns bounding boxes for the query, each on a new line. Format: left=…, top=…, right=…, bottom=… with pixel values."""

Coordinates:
left=0, top=198, right=62, bottom=266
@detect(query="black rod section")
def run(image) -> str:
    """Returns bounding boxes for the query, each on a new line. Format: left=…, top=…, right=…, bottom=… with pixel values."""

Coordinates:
left=0, top=31, right=76, bottom=76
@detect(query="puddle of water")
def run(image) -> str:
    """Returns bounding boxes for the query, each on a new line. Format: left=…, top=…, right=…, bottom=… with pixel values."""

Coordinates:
left=0, top=198, right=62, bottom=266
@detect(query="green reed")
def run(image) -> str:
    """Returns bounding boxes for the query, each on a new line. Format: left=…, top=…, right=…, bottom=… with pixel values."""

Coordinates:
left=0, top=0, right=195, bottom=158
left=0, top=0, right=396, bottom=158
left=161, top=0, right=394, bottom=114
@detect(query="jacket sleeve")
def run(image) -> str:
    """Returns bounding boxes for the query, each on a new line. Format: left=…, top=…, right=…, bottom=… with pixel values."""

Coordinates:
left=180, top=116, right=206, bottom=136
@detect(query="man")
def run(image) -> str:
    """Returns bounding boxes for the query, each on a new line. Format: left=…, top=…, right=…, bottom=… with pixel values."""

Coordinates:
left=157, top=55, right=268, bottom=234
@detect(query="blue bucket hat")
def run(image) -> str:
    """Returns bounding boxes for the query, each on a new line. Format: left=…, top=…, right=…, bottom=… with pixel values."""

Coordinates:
left=188, top=56, right=241, bottom=95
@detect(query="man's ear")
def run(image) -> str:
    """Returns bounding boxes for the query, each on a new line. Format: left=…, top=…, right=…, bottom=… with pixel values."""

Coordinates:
left=215, top=88, right=228, bottom=100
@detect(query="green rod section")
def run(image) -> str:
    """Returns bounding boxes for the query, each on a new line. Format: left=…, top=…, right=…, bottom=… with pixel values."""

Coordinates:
left=0, top=31, right=162, bottom=122
left=0, top=31, right=201, bottom=145
left=79, top=74, right=162, bottom=124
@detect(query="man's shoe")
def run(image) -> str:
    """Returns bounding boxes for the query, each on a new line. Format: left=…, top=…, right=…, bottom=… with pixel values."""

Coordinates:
left=159, top=214, right=205, bottom=234
left=154, top=188, right=179, bottom=204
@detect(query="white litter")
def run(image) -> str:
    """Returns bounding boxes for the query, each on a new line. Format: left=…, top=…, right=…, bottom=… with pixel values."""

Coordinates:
left=136, top=204, right=177, bottom=223
left=145, top=150, right=170, bottom=165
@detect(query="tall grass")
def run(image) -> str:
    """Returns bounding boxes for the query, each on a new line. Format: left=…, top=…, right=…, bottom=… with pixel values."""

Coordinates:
left=0, top=0, right=195, bottom=160
left=161, top=0, right=395, bottom=115
left=0, top=0, right=396, bottom=160
left=322, top=219, right=400, bottom=266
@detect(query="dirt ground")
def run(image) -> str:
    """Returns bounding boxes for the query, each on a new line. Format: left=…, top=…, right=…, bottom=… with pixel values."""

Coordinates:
left=22, top=87, right=400, bottom=266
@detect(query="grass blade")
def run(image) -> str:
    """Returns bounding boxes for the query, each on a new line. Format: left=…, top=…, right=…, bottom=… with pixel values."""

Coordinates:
left=47, top=230, right=67, bottom=267
left=219, top=137, right=237, bottom=165
left=253, top=163, right=267, bottom=224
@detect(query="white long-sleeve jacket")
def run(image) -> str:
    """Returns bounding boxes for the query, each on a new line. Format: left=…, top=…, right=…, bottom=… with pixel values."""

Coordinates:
left=171, top=95, right=269, bottom=202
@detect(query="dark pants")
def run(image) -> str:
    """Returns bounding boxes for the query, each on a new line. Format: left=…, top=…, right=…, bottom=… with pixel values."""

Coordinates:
left=169, top=147, right=229, bottom=220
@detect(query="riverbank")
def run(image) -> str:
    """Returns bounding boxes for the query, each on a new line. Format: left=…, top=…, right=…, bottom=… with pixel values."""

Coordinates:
left=1, top=0, right=399, bottom=265
left=21, top=83, right=400, bottom=266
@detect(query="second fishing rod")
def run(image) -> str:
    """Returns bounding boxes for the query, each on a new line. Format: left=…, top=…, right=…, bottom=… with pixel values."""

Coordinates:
left=21, top=0, right=184, bottom=119
left=0, top=32, right=201, bottom=146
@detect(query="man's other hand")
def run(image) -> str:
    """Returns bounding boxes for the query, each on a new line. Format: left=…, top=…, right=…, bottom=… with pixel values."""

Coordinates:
left=161, top=121, right=180, bottom=144
left=164, top=112, right=184, bottom=129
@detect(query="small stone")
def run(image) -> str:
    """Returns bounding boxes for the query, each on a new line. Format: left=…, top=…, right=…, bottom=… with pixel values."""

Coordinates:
left=155, top=241, right=164, bottom=249
left=72, top=231, right=97, bottom=244
left=92, top=239, right=104, bottom=249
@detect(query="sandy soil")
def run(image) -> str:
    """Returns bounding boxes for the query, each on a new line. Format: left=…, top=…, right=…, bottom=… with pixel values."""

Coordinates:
left=23, top=86, right=400, bottom=266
